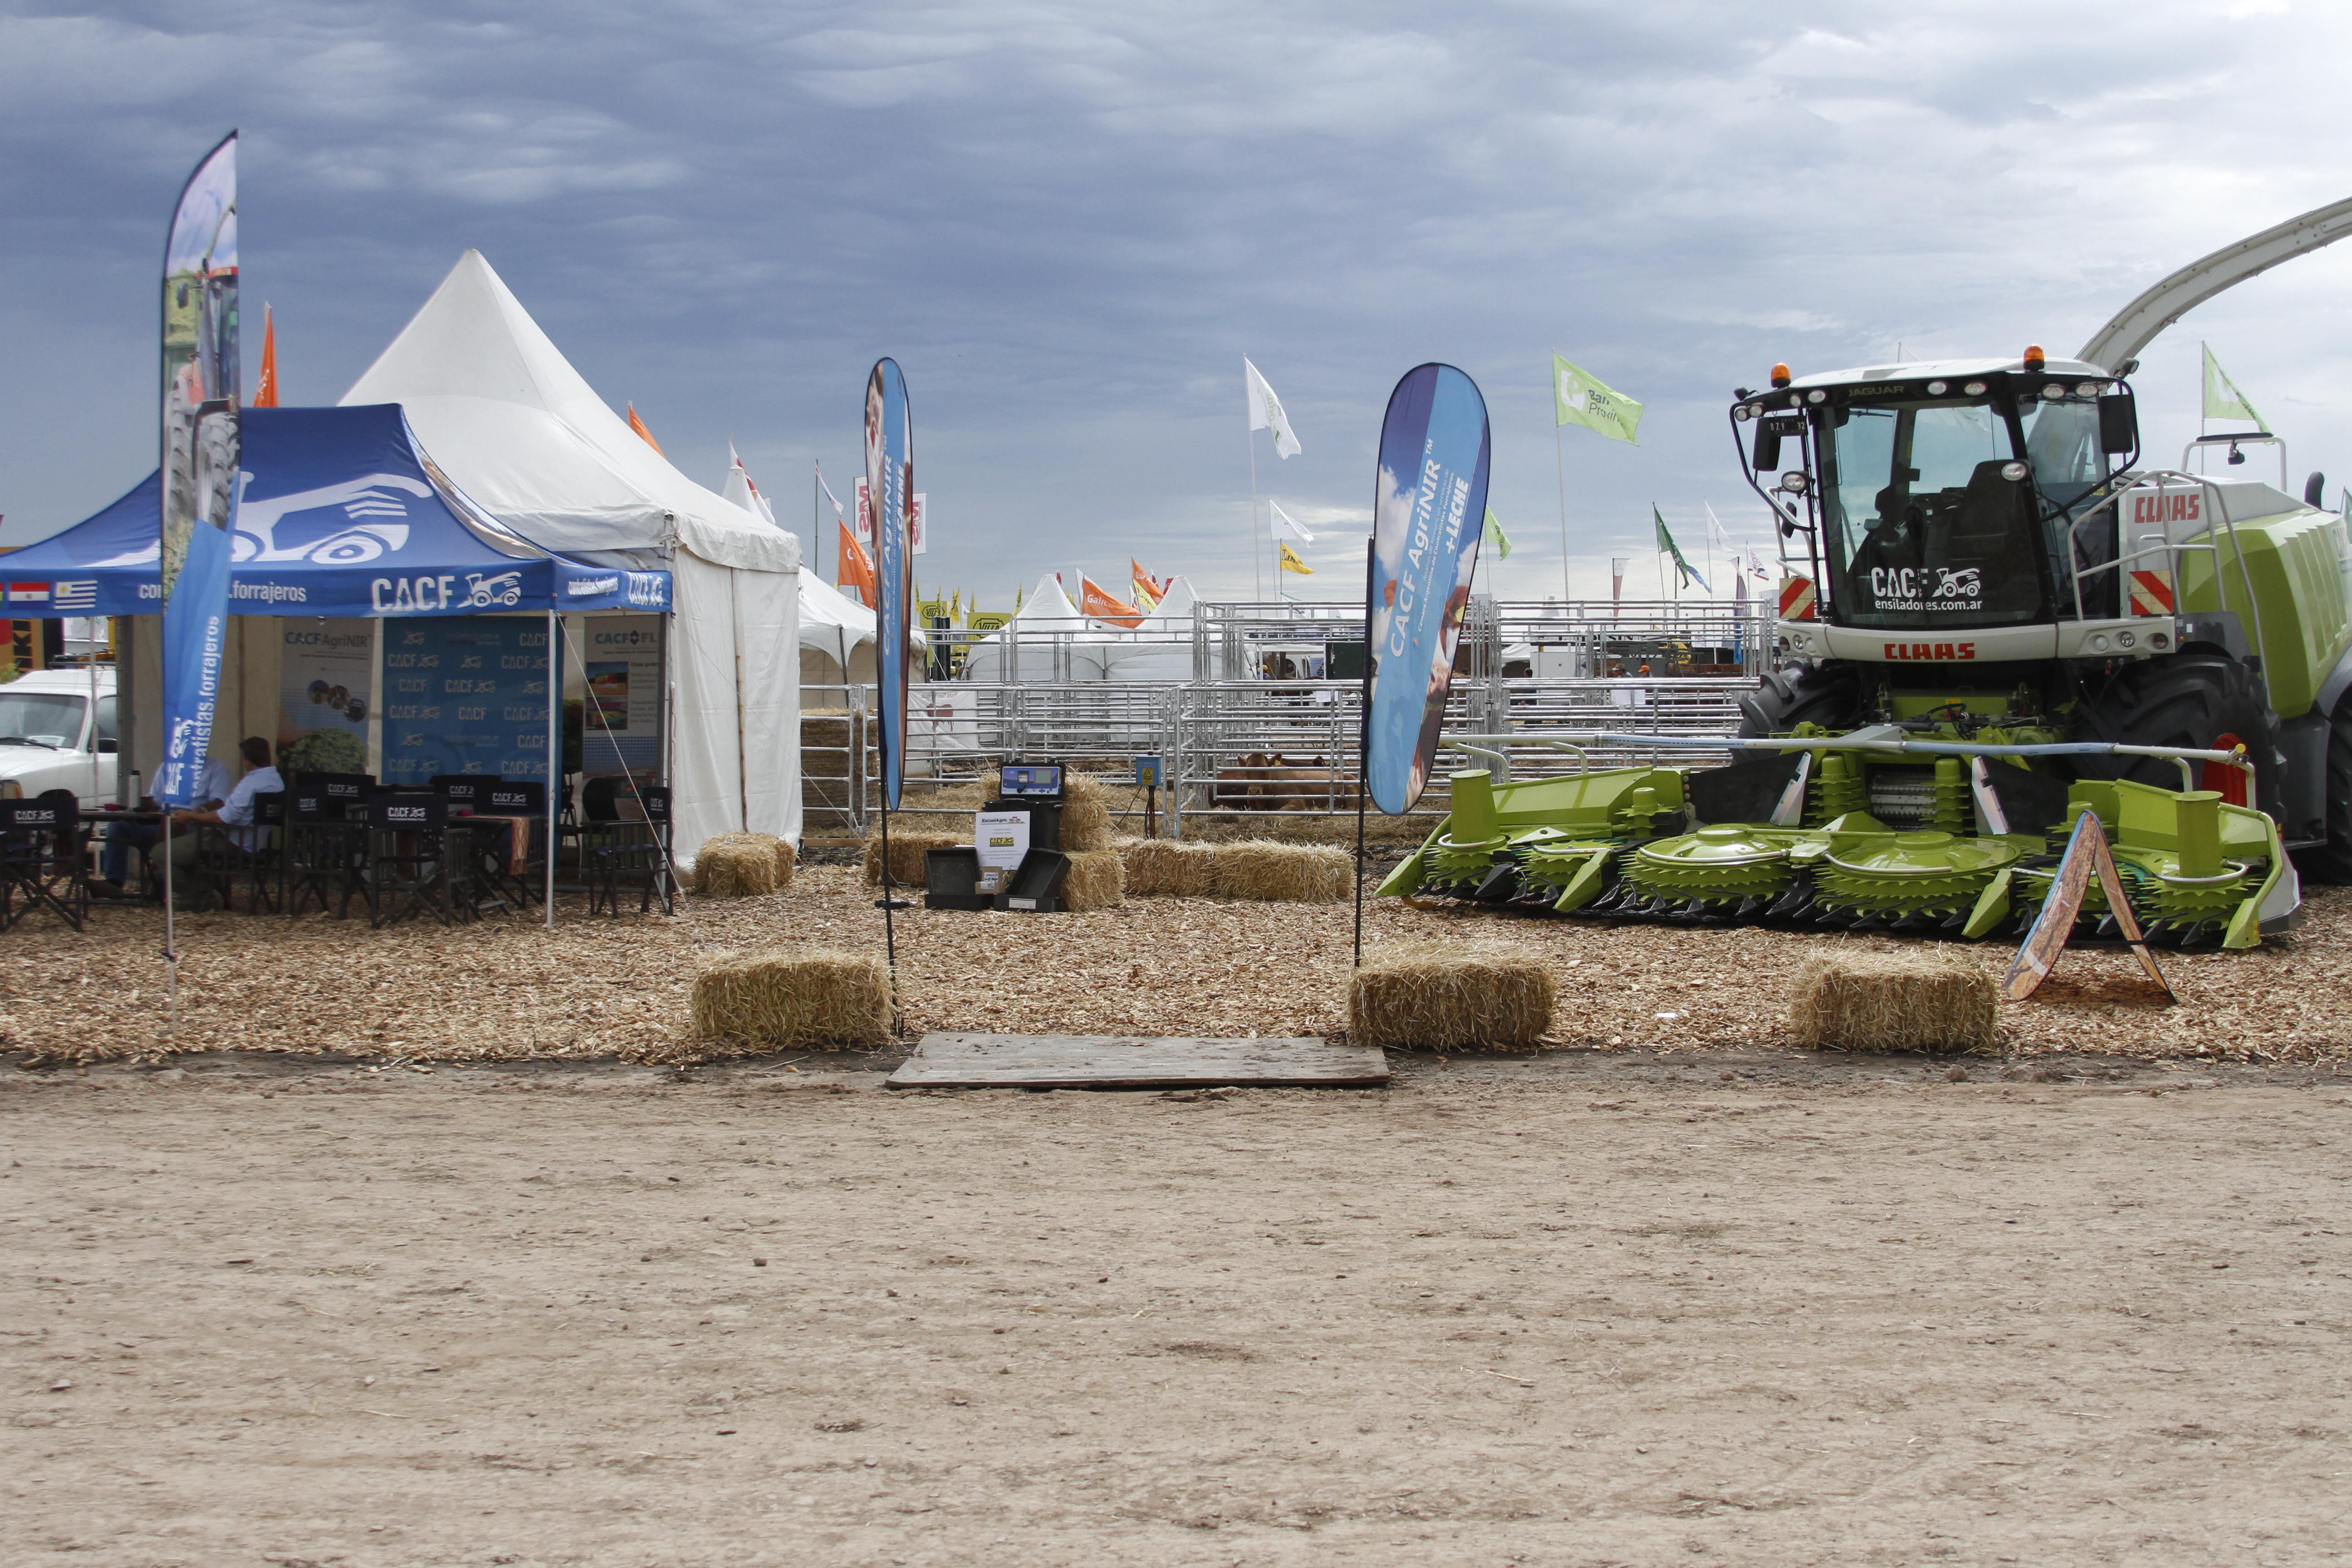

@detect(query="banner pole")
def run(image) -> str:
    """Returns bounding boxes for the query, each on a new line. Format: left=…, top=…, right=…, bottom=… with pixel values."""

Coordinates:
left=1247, top=412, right=1262, bottom=601
left=544, top=608, right=558, bottom=929
left=1353, top=537, right=1373, bottom=969
left=1554, top=424, right=1571, bottom=603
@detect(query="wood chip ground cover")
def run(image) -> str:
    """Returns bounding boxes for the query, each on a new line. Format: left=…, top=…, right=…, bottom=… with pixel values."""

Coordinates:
left=6, top=872, right=2348, bottom=1064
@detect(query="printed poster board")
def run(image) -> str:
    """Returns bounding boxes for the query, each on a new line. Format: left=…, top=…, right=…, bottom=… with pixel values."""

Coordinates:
left=379, top=615, right=552, bottom=784
left=276, top=619, right=373, bottom=777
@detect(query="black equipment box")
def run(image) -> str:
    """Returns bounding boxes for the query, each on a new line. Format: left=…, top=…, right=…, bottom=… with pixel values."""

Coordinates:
left=993, top=848, right=1072, bottom=913
left=922, top=846, right=995, bottom=911
left=981, top=799, right=1061, bottom=852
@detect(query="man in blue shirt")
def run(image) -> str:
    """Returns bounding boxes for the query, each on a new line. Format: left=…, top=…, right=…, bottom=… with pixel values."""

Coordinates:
left=95, top=752, right=231, bottom=895
left=168, top=737, right=283, bottom=862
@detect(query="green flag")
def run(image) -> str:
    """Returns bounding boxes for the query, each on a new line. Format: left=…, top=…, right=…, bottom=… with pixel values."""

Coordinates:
left=1654, top=505, right=1708, bottom=592
left=2202, top=343, right=2264, bottom=428
left=1483, top=505, right=1511, bottom=560
left=1554, top=352, right=1643, bottom=444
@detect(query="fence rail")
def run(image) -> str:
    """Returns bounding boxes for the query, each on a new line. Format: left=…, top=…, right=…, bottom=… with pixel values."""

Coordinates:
left=802, top=671, right=1755, bottom=838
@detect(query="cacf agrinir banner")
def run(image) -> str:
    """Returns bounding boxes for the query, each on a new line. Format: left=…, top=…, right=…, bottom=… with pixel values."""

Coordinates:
left=1365, top=363, right=1490, bottom=815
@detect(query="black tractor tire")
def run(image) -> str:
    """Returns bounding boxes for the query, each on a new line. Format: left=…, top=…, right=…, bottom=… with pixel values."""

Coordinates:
left=1739, top=660, right=1862, bottom=737
left=2295, top=700, right=2352, bottom=883
left=2070, top=653, right=2286, bottom=823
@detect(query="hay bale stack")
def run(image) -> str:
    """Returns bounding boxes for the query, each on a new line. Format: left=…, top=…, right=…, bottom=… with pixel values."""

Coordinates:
left=799, top=710, right=875, bottom=779
left=692, top=833, right=781, bottom=898
left=691, top=947, right=892, bottom=1050
left=1213, top=839, right=1353, bottom=902
left=1058, top=774, right=1114, bottom=852
left=1121, top=838, right=1220, bottom=897
left=1057, top=848, right=1125, bottom=911
left=862, top=830, right=962, bottom=886
left=1348, top=941, right=1554, bottom=1051
left=1788, top=952, right=1997, bottom=1053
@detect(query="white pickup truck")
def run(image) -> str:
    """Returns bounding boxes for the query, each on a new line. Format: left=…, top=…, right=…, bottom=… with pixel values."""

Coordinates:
left=0, top=666, right=118, bottom=807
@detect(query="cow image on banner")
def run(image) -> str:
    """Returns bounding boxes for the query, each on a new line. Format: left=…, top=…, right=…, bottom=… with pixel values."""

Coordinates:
left=1365, top=363, right=1492, bottom=815
left=864, top=359, right=913, bottom=810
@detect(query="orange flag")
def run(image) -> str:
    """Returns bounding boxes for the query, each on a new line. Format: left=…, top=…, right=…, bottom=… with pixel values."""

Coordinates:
left=1080, top=574, right=1144, bottom=628
left=626, top=402, right=664, bottom=454
left=252, top=304, right=278, bottom=407
left=1131, top=557, right=1164, bottom=610
left=837, top=521, right=877, bottom=607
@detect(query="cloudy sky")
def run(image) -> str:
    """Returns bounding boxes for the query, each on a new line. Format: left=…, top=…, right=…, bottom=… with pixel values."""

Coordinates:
left=4, top=1, right=2351, bottom=608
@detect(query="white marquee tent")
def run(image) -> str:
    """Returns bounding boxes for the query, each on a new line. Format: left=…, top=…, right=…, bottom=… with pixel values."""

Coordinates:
left=342, top=251, right=802, bottom=857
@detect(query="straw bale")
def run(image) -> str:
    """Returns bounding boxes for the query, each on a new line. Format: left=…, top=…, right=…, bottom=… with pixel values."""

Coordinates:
left=1058, top=774, right=1114, bottom=852
left=691, top=834, right=779, bottom=898
left=690, top=946, right=892, bottom=1051
left=1057, top=848, right=1126, bottom=911
left=1348, top=941, right=1554, bottom=1051
left=800, top=710, right=876, bottom=779
left=1121, top=838, right=1220, bottom=897
left=1789, top=952, right=1998, bottom=1054
left=863, top=831, right=963, bottom=887
left=1213, top=839, right=1353, bottom=902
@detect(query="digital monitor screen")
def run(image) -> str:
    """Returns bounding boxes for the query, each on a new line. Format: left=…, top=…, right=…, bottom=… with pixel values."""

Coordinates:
left=1000, top=763, right=1064, bottom=798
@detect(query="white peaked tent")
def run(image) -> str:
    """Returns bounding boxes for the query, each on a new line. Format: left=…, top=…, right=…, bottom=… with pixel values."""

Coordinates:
left=798, top=572, right=877, bottom=692
left=341, top=250, right=801, bottom=858
left=959, top=573, right=1119, bottom=683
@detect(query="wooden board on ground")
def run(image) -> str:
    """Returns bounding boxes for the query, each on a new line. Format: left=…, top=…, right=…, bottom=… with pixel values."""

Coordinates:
left=886, top=1033, right=1389, bottom=1090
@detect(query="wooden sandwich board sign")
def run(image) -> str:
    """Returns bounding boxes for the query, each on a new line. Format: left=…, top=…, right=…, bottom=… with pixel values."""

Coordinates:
left=2003, top=809, right=2173, bottom=1003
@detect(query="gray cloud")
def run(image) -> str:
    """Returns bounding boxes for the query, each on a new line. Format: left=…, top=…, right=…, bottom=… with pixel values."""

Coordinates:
left=4, top=0, right=2349, bottom=605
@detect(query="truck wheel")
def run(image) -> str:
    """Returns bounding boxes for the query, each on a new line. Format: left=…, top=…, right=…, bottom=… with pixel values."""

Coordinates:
left=2297, top=701, right=2352, bottom=883
left=2072, top=654, right=2286, bottom=823
left=1738, top=661, right=1861, bottom=737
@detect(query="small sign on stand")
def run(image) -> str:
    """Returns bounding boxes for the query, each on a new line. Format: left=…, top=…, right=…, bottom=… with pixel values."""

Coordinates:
left=1135, top=754, right=1163, bottom=838
left=974, top=808, right=1030, bottom=896
left=2003, top=809, right=2174, bottom=1003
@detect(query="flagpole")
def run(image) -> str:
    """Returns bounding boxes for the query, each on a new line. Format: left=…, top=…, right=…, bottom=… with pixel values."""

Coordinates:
left=812, top=460, right=822, bottom=583
left=1247, top=412, right=1262, bottom=600
left=1553, top=425, right=1571, bottom=604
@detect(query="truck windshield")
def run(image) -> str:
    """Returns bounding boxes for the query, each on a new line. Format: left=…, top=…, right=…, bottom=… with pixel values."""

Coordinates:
left=1818, top=398, right=2051, bottom=629
left=0, top=691, right=86, bottom=750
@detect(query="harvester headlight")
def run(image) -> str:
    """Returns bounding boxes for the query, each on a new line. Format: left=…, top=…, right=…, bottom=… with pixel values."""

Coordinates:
left=1926, top=380, right=1947, bottom=395
left=1806, top=389, right=1826, bottom=403
left=2000, top=461, right=2029, bottom=481
left=1779, top=470, right=1811, bottom=495
left=2075, top=382, right=2099, bottom=398
left=1734, top=404, right=1753, bottom=421
left=1964, top=380, right=1987, bottom=395
left=2151, top=632, right=2170, bottom=649
left=2091, top=633, right=2111, bottom=652
left=2043, top=382, right=2066, bottom=400
left=2118, top=631, right=2136, bottom=649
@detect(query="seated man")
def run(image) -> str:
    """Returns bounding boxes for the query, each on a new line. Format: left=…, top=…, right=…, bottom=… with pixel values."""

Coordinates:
left=168, top=737, right=284, bottom=866
left=94, top=752, right=230, bottom=896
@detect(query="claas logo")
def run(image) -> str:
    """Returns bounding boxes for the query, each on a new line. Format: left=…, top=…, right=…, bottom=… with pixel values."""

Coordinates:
left=988, top=835, right=1016, bottom=847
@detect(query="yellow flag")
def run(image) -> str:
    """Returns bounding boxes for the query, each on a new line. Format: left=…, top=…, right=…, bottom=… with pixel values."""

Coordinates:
left=1279, top=542, right=1313, bottom=575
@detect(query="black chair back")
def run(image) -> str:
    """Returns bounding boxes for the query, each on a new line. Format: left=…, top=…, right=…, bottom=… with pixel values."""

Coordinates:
left=289, top=787, right=336, bottom=822
left=485, top=781, right=546, bottom=817
left=434, top=775, right=497, bottom=808
left=640, top=785, right=672, bottom=824
left=368, top=794, right=447, bottom=832
left=582, top=776, right=621, bottom=823
left=297, top=772, right=374, bottom=805
left=1, top=798, right=70, bottom=832
left=252, top=791, right=287, bottom=827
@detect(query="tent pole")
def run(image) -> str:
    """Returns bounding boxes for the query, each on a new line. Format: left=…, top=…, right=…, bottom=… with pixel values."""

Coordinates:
left=545, top=608, right=558, bottom=929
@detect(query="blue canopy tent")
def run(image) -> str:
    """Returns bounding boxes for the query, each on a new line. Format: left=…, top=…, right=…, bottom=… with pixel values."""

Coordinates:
left=5, top=405, right=668, bottom=618
left=5, top=405, right=675, bottom=921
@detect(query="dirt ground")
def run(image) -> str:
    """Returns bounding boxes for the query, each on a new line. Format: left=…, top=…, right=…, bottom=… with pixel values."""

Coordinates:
left=9, top=870, right=2352, bottom=1066
left=5, top=1052, right=2349, bottom=1567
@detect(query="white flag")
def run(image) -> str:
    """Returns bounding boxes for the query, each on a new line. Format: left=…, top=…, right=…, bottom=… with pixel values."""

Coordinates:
left=817, top=469, right=845, bottom=522
left=1703, top=500, right=1734, bottom=553
left=1269, top=500, right=1314, bottom=544
left=724, top=439, right=778, bottom=527
left=1747, top=544, right=1771, bottom=580
left=1244, top=357, right=1302, bottom=458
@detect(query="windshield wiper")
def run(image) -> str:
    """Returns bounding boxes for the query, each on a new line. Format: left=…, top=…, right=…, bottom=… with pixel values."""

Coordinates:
left=0, top=736, right=58, bottom=749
